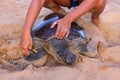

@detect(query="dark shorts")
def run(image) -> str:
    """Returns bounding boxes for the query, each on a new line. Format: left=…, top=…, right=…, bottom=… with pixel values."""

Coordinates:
left=69, top=0, right=83, bottom=8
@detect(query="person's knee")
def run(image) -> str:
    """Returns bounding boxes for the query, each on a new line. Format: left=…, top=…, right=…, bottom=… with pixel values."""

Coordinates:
left=93, top=0, right=106, bottom=15
left=96, top=0, right=106, bottom=8
left=43, top=0, right=58, bottom=8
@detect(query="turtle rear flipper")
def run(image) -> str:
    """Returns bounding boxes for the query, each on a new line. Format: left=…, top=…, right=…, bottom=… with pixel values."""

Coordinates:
left=0, top=46, right=48, bottom=71
left=48, top=39, right=77, bottom=65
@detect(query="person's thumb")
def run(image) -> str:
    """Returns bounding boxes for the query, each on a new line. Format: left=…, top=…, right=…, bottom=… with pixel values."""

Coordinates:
left=51, top=21, right=57, bottom=28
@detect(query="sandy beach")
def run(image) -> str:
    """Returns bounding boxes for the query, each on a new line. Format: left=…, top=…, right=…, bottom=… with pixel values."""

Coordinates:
left=0, top=0, right=120, bottom=80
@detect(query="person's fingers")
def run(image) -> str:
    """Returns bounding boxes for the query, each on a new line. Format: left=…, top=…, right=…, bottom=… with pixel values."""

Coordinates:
left=51, top=21, right=57, bottom=28
left=55, top=26, right=61, bottom=39
left=58, top=27, right=64, bottom=39
left=66, top=30, right=70, bottom=37
left=24, top=49, right=29, bottom=55
left=28, top=39, right=33, bottom=50
left=28, top=44, right=32, bottom=51
left=60, top=28, right=67, bottom=39
left=64, top=28, right=68, bottom=38
left=21, top=40, right=29, bottom=55
left=22, top=50, right=25, bottom=53
left=23, top=47, right=29, bottom=55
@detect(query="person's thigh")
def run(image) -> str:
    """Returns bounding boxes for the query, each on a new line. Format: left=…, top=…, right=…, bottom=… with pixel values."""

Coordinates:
left=54, top=0, right=70, bottom=7
left=44, top=0, right=69, bottom=15
left=44, top=0, right=70, bottom=7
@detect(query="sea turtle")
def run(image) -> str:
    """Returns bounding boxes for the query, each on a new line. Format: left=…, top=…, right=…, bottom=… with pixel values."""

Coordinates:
left=0, top=13, right=99, bottom=71
left=24, top=13, right=98, bottom=66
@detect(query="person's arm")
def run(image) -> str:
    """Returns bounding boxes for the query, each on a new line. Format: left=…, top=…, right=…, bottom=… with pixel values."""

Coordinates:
left=20, top=0, right=45, bottom=55
left=64, top=0, right=97, bottom=23
left=51, top=0, right=98, bottom=39
left=23, top=0, right=45, bottom=33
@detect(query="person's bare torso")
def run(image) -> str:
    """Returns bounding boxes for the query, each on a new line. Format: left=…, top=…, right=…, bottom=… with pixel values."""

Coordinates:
left=45, top=0, right=70, bottom=7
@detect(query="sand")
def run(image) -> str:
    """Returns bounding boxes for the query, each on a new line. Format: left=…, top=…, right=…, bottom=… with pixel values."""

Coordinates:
left=0, top=0, right=120, bottom=80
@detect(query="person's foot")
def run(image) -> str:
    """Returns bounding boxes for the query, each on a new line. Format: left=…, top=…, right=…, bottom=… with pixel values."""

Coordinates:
left=92, top=16, right=100, bottom=26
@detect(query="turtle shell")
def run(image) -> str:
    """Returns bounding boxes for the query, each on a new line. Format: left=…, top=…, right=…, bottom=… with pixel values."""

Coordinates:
left=32, top=13, right=89, bottom=42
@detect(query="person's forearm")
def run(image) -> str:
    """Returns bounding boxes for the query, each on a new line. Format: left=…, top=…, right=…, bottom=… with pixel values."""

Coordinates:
left=64, top=0, right=97, bottom=23
left=22, top=0, right=45, bottom=34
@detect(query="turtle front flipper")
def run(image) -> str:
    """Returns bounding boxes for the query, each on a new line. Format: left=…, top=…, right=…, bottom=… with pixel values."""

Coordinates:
left=0, top=38, right=48, bottom=71
left=24, top=37, right=48, bottom=67
left=0, top=59, right=28, bottom=71
left=25, top=47, right=47, bottom=61
left=56, top=48, right=76, bottom=65
left=47, top=39, right=77, bottom=65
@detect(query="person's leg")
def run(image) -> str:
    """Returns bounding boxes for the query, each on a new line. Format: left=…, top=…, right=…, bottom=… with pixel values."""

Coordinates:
left=44, top=0, right=67, bottom=15
left=91, top=0, right=106, bottom=26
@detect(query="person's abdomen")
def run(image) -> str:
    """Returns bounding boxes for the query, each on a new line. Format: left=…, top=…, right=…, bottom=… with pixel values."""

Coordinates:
left=54, top=0, right=70, bottom=7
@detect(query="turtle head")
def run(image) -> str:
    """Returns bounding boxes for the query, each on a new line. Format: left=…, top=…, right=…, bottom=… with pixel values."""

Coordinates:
left=70, top=39, right=98, bottom=58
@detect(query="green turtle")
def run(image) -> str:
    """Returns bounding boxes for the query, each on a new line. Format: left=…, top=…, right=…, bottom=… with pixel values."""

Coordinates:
left=0, top=13, right=99, bottom=71
left=24, top=13, right=98, bottom=66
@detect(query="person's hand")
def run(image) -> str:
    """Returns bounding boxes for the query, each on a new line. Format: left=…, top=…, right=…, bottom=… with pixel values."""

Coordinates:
left=20, top=32, right=33, bottom=55
left=51, top=18, right=71, bottom=39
